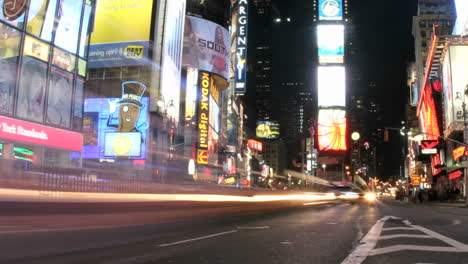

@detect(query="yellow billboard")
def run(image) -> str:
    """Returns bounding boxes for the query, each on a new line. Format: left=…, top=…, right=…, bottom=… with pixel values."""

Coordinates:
left=90, top=0, right=153, bottom=44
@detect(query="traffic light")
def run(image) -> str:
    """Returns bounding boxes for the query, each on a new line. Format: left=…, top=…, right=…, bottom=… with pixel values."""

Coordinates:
left=384, top=129, right=389, bottom=142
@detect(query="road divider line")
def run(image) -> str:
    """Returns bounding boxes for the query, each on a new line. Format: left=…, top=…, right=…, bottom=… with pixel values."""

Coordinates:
left=237, top=226, right=270, bottom=230
left=340, top=216, right=396, bottom=264
left=157, top=230, right=237, bottom=247
left=379, top=234, right=431, bottom=240
left=370, top=245, right=467, bottom=256
left=382, top=227, right=416, bottom=231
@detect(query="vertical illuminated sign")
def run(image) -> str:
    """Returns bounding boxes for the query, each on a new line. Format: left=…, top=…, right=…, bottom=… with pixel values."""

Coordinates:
left=197, top=71, right=211, bottom=164
left=235, top=0, right=249, bottom=94
left=317, top=24, right=344, bottom=64
left=317, top=109, right=347, bottom=151
left=317, top=66, right=346, bottom=107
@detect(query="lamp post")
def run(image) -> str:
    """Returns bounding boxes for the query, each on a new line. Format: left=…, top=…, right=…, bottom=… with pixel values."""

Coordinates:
left=455, top=85, right=468, bottom=207
left=322, top=164, right=327, bottom=180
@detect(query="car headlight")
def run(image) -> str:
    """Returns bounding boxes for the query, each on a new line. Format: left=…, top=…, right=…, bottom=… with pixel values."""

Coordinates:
left=364, top=193, right=376, bottom=201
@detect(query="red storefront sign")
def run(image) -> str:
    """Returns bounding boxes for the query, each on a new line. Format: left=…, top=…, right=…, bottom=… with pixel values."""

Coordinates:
left=247, top=139, right=263, bottom=152
left=0, top=116, right=82, bottom=151
left=449, top=170, right=462, bottom=180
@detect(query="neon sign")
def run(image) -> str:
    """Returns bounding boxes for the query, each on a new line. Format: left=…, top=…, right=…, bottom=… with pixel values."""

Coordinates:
left=235, top=0, right=249, bottom=94
left=197, top=71, right=211, bottom=164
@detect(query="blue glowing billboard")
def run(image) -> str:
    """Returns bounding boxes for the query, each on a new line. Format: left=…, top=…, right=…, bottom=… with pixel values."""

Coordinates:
left=83, top=82, right=149, bottom=160
left=319, top=0, right=343, bottom=21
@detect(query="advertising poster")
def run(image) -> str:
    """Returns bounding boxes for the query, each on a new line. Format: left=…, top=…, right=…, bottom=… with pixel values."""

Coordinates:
left=46, top=69, right=73, bottom=128
left=0, top=23, right=21, bottom=114
left=209, top=96, right=220, bottom=133
left=229, top=1, right=239, bottom=81
left=17, top=56, right=48, bottom=123
left=183, top=15, right=230, bottom=80
left=185, top=68, right=198, bottom=123
left=317, top=25, right=344, bottom=64
left=449, top=46, right=468, bottom=123
left=83, top=82, right=149, bottom=159
left=197, top=71, right=211, bottom=164
left=160, top=0, right=185, bottom=122
left=443, top=54, right=453, bottom=131
left=26, top=0, right=57, bottom=42
left=454, top=0, right=468, bottom=35
left=54, top=0, right=83, bottom=54
left=319, top=0, right=343, bottom=21
left=256, top=121, right=280, bottom=139
left=317, top=109, right=347, bottom=152
left=0, top=0, right=27, bottom=27
left=318, top=66, right=346, bottom=107
left=88, top=0, right=154, bottom=68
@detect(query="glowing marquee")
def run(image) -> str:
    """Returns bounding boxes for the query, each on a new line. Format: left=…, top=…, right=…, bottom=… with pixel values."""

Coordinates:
left=318, top=109, right=347, bottom=151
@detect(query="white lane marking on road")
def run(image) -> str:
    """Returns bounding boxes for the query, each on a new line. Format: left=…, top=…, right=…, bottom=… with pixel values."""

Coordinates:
left=237, top=226, right=270, bottom=230
left=403, top=219, right=412, bottom=225
left=451, top=219, right=461, bottom=226
left=382, top=227, right=416, bottom=231
left=303, top=201, right=331, bottom=206
left=379, top=234, right=432, bottom=240
left=340, top=216, right=397, bottom=264
left=327, top=222, right=337, bottom=225
left=409, top=223, right=468, bottom=251
left=157, top=230, right=237, bottom=247
left=370, top=245, right=468, bottom=256
left=281, top=241, right=293, bottom=245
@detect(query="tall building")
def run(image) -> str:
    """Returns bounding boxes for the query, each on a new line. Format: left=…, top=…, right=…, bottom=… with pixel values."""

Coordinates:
left=250, top=0, right=275, bottom=122
left=263, top=139, right=287, bottom=175
left=412, top=0, right=456, bottom=95
left=280, top=82, right=314, bottom=140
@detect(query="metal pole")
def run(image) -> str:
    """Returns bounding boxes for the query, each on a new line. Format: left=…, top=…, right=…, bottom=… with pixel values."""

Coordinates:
left=463, top=100, right=468, bottom=206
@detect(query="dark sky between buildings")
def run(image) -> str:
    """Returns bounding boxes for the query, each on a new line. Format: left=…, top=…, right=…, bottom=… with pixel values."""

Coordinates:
left=263, top=0, right=418, bottom=179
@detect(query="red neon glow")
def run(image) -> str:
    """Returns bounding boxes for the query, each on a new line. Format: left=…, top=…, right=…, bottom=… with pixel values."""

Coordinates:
left=420, top=81, right=440, bottom=140
left=247, top=139, right=263, bottom=152
left=0, top=116, right=82, bottom=151
left=132, top=160, right=146, bottom=165
left=318, top=109, right=347, bottom=151
left=431, top=153, right=442, bottom=175
left=449, top=170, right=462, bottom=180
left=453, top=146, right=467, bottom=161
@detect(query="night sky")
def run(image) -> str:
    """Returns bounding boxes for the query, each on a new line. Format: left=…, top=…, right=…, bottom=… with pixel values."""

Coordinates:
left=267, top=0, right=418, bottom=179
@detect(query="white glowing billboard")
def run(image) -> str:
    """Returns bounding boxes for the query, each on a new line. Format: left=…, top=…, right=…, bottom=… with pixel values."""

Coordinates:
left=319, top=0, right=343, bottom=21
left=317, top=66, right=346, bottom=107
left=317, top=24, right=344, bottom=64
left=454, top=0, right=468, bottom=36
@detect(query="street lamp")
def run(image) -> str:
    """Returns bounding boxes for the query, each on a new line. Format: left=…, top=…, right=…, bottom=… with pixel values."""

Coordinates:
left=322, top=164, right=327, bottom=180
left=455, top=84, right=468, bottom=206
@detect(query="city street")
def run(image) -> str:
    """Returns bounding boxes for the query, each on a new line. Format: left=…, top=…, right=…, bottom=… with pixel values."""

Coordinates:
left=2, top=199, right=468, bottom=264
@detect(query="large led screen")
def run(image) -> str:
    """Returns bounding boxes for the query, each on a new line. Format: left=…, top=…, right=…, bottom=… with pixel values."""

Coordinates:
left=318, top=109, right=347, bottom=152
left=54, top=0, right=83, bottom=54
left=185, top=68, right=198, bottom=123
left=454, top=0, right=468, bottom=35
left=256, top=121, right=280, bottom=139
left=83, top=82, right=149, bottom=159
left=318, top=66, right=346, bottom=107
left=160, top=0, right=185, bottom=123
left=183, top=16, right=230, bottom=80
left=88, top=0, right=154, bottom=68
left=319, top=0, right=343, bottom=21
left=317, top=24, right=344, bottom=64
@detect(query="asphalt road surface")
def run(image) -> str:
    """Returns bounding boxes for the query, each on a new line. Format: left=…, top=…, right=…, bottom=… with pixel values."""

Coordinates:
left=2, top=199, right=468, bottom=264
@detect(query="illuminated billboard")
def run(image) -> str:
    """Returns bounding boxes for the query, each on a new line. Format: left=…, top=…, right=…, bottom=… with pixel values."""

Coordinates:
left=256, top=121, right=280, bottom=139
left=317, top=24, right=344, bottom=64
left=319, top=0, right=343, bottom=21
left=317, top=66, right=346, bottom=107
left=83, top=82, right=149, bottom=159
left=197, top=71, right=212, bottom=164
left=454, top=0, right=468, bottom=35
left=318, top=109, right=347, bottom=152
left=88, top=0, right=154, bottom=68
left=160, top=0, right=186, bottom=123
left=442, top=45, right=468, bottom=131
left=185, top=68, right=198, bottom=123
left=183, top=16, right=230, bottom=80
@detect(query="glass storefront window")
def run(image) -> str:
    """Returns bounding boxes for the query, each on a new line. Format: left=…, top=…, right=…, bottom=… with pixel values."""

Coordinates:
left=72, top=78, right=84, bottom=130
left=54, top=0, right=83, bottom=54
left=0, top=0, right=27, bottom=29
left=16, top=56, right=48, bottom=122
left=79, top=4, right=92, bottom=58
left=26, top=0, right=58, bottom=42
left=46, top=67, right=73, bottom=128
left=23, top=35, right=50, bottom=62
left=0, top=23, right=21, bottom=114
left=78, top=58, right=87, bottom=76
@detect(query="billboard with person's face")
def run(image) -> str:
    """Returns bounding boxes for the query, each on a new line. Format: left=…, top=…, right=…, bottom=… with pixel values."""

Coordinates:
left=183, top=16, right=230, bottom=80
